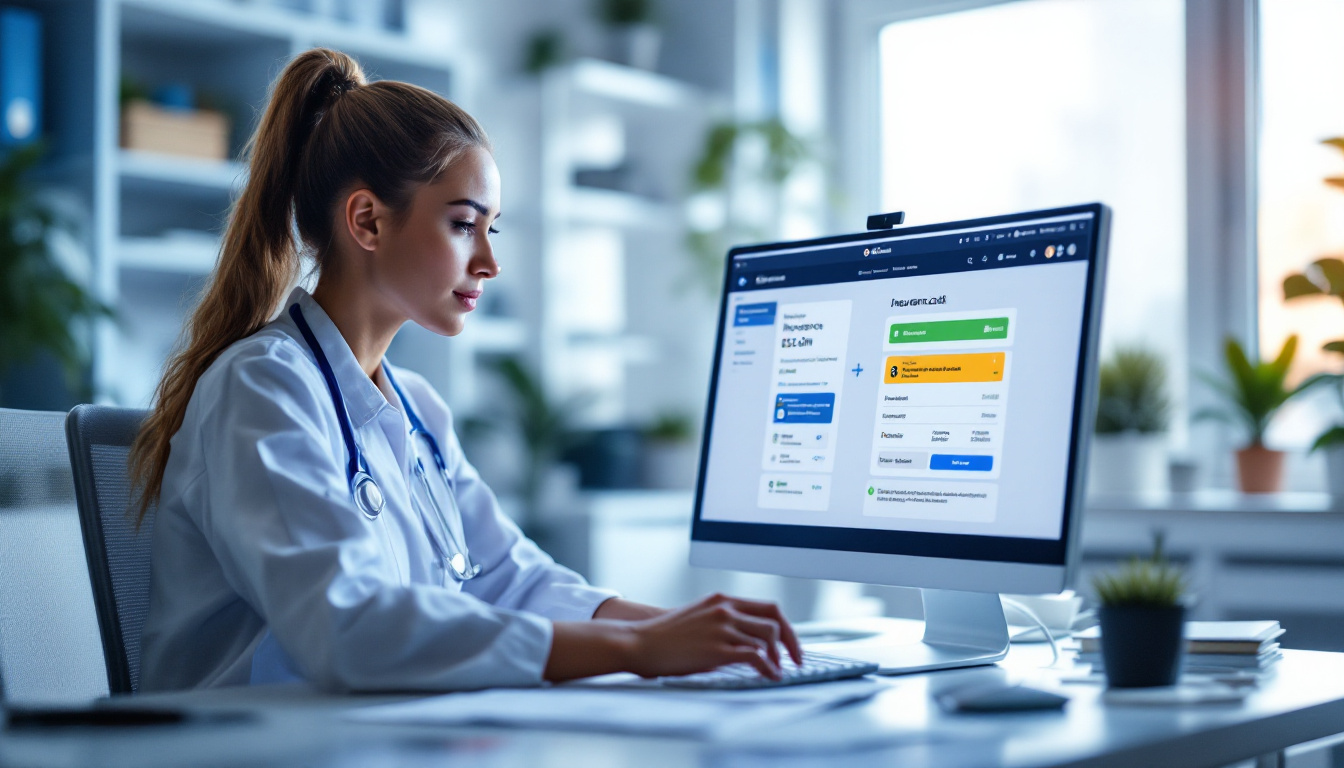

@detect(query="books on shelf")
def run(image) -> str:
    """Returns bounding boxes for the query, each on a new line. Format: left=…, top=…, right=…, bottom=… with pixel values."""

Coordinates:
left=1075, top=620, right=1285, bottom=673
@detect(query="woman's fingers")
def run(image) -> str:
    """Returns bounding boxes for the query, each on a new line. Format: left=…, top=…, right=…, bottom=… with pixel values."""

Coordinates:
left=723, top=597, right=803, bottom=665
left=730, top=612, right=783, bottom=667
left=727, top=645, right=780, bottom=680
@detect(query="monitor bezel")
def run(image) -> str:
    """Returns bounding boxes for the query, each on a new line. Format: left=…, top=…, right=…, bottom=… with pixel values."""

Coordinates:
left=689, top=202, right=1110, bottom=591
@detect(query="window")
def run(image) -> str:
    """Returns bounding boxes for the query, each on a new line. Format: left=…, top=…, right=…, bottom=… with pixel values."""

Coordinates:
left=878, top=0, right=1187, bottom=434
left=1259, top=0, right=1344, bottom=455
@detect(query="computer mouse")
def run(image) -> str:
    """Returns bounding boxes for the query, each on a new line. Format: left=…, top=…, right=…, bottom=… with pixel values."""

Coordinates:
left=936, top=682, right=1070, bottom=713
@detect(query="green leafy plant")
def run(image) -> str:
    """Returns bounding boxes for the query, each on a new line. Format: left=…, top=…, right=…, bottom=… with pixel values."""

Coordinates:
left=488, top=356, right=589, bottom=512
left=1195, top=336, right=1311, bottom=448
left=1096, top=346, right=1170, bottom=434
left=523, top=28, right=568, bottom=74
left=0, top=143, right=112, bottom=395
left=1092, top=532, right=1186, bottom=607
left=684, top=118, right=813, bottom=292
left=595, top=0, right=656, bottom=26
left=1282, top=135, right=1344, bottom=453
left=644, top=411, right=694, bottom=443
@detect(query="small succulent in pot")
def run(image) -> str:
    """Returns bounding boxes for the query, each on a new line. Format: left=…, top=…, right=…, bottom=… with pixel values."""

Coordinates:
left=1091, top=532, right=1188, bottom=688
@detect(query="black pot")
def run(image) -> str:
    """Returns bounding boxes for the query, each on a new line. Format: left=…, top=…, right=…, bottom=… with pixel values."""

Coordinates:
left=1097, top=604, right=1185, bottom=688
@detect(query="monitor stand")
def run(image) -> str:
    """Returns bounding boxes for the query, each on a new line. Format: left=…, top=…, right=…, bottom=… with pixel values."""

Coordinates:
left=834, top=589, right=1009, bottom=675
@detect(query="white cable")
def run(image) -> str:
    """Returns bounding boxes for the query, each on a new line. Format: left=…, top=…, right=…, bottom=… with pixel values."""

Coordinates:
left=1000, top=597, right=1061, bottom=668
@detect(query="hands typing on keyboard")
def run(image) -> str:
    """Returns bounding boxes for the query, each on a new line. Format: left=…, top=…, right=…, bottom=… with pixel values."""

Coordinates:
left=661, top=650, right=879, bottom=690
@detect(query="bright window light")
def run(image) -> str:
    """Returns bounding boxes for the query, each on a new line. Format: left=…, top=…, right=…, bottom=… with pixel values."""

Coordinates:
left=879, top=0, right=1186, bottom=426
left=1259, top=0, right=1344, bottom=451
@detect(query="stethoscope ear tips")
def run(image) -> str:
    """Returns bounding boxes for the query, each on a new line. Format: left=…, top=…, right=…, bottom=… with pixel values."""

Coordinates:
left=354, top=472, right=385, bottom=519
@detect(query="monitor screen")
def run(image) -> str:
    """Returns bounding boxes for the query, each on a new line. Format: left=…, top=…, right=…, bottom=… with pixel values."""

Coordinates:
left=692, top=204, right=1108, bottom=569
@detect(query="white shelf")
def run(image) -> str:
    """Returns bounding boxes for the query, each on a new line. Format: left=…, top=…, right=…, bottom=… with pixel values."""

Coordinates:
left=117, top=150, right=247, bottom=192
left=568, top=58, right=700, bottom=110
left=118, top=235, right=219, bottom=275
left=564, top=187, right=681, bottom=230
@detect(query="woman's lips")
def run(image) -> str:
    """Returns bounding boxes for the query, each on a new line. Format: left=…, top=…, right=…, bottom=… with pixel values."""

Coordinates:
left=454, top=290, right=480, bottom=310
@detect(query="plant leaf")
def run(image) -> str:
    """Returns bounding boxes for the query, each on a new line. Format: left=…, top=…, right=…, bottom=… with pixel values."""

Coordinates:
left=1312, top=258, right=1344, bottom=297
left=1283, top=273, right=1325, bottom=299
left=1311, top=426, right=1344, bottom=453
left=1271, top=335, right=1298, bottom=380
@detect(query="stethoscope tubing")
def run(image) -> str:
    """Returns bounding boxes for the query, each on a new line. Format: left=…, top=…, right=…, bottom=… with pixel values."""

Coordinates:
left=289, top=303, right=479, bottom=581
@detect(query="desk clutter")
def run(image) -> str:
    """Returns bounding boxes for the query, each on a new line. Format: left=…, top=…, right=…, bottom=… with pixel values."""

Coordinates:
left=1075, top=620, right=1285, bottom=676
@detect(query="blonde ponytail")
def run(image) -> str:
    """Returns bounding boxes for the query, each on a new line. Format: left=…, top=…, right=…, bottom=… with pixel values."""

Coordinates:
left=129, top=48, right=488, bottom=523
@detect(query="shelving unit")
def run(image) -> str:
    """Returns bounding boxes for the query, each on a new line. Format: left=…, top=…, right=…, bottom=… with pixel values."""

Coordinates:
left=538, top=58, right=721, bottom=427
left=28, top=0, right=511, bottom=411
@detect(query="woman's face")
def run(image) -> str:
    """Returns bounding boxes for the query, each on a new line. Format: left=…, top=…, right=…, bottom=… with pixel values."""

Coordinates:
left=373, top=146, right=502, bottom=337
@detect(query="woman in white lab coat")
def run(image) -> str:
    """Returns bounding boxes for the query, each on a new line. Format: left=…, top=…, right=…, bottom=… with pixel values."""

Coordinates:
left=130, top=48, right=800, bottom=692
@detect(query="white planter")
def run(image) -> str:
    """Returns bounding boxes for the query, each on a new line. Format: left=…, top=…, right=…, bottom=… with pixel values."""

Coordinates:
left=1088, top=433, right=1168, bottom=497
left=1325, top=444, right=1344, bottom=498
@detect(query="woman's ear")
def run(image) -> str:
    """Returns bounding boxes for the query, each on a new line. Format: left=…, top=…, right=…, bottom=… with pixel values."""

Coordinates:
left=344, top=189, right=386, bottom=252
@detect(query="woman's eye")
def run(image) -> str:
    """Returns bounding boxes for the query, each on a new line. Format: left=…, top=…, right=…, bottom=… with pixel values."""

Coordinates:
left=453, top=221, right=476, bottom=233
left=488, top=227, right=500, bottom=235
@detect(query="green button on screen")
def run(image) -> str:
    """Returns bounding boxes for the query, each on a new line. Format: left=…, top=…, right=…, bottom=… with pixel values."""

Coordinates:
left=888, top=317, right=1010, bottom=344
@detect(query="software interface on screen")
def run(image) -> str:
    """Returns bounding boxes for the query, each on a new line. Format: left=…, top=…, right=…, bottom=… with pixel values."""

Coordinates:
left=698, top=209, right=1098, bottom=544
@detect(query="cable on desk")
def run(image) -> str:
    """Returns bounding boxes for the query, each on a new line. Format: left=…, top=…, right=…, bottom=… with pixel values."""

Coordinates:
left=1000, top=597, right=1061, bottom=667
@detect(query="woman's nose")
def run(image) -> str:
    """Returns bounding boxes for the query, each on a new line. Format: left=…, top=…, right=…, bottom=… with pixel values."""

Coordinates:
left=474, top=234, right=500, bottom=278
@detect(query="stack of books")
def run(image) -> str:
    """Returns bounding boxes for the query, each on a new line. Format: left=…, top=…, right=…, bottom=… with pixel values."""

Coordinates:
left=1076, top=620, right=1285, bottom=675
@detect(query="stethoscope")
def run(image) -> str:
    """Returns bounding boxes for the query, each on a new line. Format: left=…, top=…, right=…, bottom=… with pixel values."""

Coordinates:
left=289, top=303, right=481, bottom=581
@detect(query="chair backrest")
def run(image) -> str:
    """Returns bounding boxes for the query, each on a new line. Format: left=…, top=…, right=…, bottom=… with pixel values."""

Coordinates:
left=65, top=405, right=152, bottom=695
left=0, top=408, right=108, bottom=705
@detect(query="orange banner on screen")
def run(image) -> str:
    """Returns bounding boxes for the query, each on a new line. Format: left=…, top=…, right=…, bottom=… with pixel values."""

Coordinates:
left=883, top=353, right=1005, bottom=384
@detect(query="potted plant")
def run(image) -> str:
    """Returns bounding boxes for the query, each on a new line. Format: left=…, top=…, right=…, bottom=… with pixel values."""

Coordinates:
left=640, top=411, right=699, bottom=489
left=488, top=356, right=589, bottom=524
left=1196, top=336, right=1310, bottom=493
left=595, top=0, right=660, bottom=71
left=1283, top=148, right=1344, bottom=495
left=1089, top=346, right=1170, bottom=496
left=0, top=142, right=111, bottom=407
left=1092, top=533, right=1188, bottom=688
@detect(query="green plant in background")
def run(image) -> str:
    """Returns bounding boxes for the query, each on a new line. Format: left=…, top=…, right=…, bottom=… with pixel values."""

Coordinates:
left=1092, top=532, right=1186, bottom=607
left=1095, top=346, right=1170, bottom=434
left=595, top=0, right=656, bottom=26
left=644, top=411, right=694, bottom=443
left=488, top=356, right=589, bottom=514
left=523, top=28, right=568, bottom=74
left=1282, top=135, right=1344, bottom=453
left=1195, top=336, right=1311, bottom=447
left=0, top=143, right=111, bottom=397
left=684, top=118, right=813, bottom=292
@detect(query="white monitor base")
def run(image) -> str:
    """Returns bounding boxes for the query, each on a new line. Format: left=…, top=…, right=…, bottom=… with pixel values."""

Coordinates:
left=809, top=589, right=1009, bottom=675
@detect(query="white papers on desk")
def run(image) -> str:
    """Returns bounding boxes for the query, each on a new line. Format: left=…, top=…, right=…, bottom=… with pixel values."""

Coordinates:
left=347, top=677, right=886, bottom=740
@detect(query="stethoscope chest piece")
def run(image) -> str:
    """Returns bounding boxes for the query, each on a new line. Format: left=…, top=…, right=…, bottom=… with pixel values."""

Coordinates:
left=449, top=552, right=481, bottom=580
left=353, top=470, right=385, bottom=519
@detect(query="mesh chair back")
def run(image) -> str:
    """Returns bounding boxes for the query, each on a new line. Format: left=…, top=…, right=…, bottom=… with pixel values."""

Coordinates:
left=0, top=408, right=108, bottom=704
left=65, top=405, right=152, bottom=695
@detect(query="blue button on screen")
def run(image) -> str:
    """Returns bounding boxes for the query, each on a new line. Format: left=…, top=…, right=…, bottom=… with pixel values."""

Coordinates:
left=929, top=454, right=993, bottom=471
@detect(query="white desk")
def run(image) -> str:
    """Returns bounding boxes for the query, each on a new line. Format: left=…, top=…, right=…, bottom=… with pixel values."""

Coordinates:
left=4, top=625, right=1344, bottom=768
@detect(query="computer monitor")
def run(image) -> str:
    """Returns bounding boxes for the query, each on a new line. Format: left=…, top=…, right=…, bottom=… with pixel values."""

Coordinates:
left=690, top=203, right=1111, bottom=673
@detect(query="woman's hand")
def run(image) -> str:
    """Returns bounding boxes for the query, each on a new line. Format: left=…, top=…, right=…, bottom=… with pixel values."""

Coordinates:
left=544, top=593, right=801, bottom=683
left=624, top=593, right=803, bottom=680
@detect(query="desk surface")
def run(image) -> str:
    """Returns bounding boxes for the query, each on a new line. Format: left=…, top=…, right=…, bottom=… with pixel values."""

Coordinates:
left=4, top=635, right=1344, bottom=768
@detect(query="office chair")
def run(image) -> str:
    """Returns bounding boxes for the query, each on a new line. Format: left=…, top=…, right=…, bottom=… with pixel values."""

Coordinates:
left=65, top=405, right=152, bottom=695
left=0, top=408, right=108, bottom=704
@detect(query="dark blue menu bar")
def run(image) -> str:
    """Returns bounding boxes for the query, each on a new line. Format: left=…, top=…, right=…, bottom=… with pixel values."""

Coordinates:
left=728, top=215, right=1094, bottom=293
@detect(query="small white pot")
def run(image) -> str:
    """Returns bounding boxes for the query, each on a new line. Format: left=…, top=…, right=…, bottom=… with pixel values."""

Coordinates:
left=1088, top=432, right=1168, bottom=497
left=1324, top=444, right=1344, bottom=498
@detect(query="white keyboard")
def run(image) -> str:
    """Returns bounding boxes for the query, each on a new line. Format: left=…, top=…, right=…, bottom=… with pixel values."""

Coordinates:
left=661, top=650, right=878, bottom=689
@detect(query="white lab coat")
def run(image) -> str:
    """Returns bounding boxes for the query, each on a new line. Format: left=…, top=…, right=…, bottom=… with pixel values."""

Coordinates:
left=139, top=288, right=617, bottom=692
